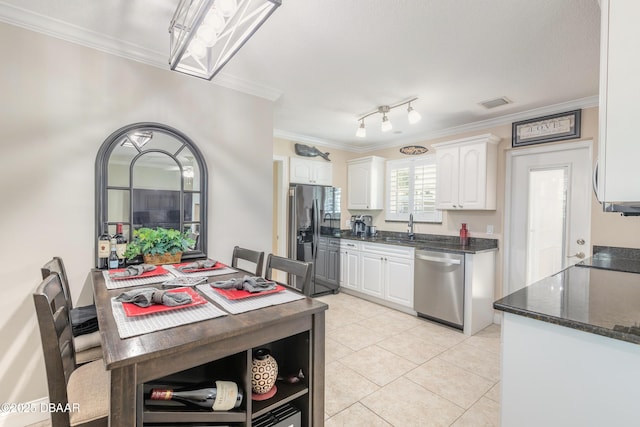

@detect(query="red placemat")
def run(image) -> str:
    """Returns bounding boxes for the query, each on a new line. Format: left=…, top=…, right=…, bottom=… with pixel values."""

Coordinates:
left=121, top=287, right=207, bottom=317
left=173, top=260, right=227, bottom=273
left=212, top=284, right=285, bottom=300
left=109, top=265, right=169, bottom=281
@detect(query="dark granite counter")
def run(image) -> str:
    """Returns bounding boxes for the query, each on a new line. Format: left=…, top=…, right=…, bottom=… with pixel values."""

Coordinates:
left=575, top=245, right=640, bottom=274
left=338, top=230, right=498, bottom=254
left=494, top=265, right=640, bottom=345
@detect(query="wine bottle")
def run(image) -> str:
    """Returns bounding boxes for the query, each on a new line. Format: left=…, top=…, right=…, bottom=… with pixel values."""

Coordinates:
left=108, top=238, right=119, bottom=270
left=114, top=223, right=127, bottom=267
left=97, top=224, right=111, bottom=269
left=149, top=381, right=243, bottom=411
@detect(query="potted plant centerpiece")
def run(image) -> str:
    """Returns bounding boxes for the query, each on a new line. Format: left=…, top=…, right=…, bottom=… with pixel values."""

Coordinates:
left=124, top=227, right=195, bottom=265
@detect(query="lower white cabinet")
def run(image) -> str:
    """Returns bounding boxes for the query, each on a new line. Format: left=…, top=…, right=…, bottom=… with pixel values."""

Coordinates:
left=339, top=241, right=361, bottom=291
left=340, top=240, right=414, bottom=310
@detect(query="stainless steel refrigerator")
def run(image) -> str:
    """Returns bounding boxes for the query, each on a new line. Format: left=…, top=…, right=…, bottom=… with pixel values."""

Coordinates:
left=288, top=184, right=341, bottom=296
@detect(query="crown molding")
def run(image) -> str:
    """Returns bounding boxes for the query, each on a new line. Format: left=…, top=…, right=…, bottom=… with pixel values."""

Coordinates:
left=276, top=95, right=599, bottom=153
left=0, top=1, right=282, bottom=101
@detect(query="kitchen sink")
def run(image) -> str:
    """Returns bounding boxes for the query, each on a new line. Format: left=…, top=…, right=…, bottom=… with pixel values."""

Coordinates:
left=383, top=237, right=411, bottom=243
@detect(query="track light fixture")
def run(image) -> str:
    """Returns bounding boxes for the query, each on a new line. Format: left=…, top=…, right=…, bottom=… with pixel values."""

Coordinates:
left=356, top=97, right=421, bottom=138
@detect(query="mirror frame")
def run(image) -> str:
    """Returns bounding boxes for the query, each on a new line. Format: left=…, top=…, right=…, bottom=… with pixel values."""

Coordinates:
left=95, top=122, right=208, bottom=264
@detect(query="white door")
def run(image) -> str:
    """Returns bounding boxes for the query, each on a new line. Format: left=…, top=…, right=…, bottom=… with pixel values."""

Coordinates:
left=504, top=141, right=592, bottom=295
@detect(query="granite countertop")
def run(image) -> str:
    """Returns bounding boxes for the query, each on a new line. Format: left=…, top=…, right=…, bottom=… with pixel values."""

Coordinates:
left=575, top=245, right=640, bottom=274
left=337, top=230, right=498, bottom=254
left=494, top=261, right=640, bottom=345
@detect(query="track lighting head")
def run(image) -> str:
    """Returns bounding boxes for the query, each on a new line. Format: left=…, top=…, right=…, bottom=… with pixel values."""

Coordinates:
left=356, top=120, right=366, bottom=138
left=381, top=113, right=393, bottom=132
left=407, top=102, right=422, bottom=124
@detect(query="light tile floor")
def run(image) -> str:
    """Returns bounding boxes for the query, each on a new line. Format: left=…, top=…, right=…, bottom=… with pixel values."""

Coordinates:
left=27, top=292, right=501, bottom=427
left=318, top=292, right=501, bottom=427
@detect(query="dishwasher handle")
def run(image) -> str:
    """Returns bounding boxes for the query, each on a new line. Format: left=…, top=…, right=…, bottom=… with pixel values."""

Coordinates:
left=416, top=253, right=462, bottom=265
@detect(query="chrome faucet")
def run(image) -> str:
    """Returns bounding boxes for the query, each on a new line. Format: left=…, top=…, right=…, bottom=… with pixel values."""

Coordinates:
left=407, top=213, right=415, bottom=240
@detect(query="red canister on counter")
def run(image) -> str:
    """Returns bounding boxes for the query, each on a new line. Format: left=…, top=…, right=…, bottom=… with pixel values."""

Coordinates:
left=459, top=223, right=469, bottom=246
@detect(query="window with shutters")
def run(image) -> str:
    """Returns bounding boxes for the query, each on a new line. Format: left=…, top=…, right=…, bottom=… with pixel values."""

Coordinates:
left=386, top=156, right=442, bottom=222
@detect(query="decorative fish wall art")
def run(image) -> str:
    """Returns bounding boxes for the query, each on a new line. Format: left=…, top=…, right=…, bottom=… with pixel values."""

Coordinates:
left=294, top=143, right=331, bottom=161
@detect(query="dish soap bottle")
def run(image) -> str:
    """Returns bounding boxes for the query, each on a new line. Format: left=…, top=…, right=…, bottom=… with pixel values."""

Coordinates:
left=459, top=223, right=469, bottom=246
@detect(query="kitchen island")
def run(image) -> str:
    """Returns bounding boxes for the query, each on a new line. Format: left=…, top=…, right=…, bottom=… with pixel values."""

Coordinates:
left=494, top=251, right=640, bottom=426
left=91, top=268, right=327, bottom=426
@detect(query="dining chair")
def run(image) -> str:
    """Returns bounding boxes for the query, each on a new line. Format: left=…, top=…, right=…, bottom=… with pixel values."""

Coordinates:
left=264, top=254, right=312, bottom=296
left=41, top=257, right=103, bottom=365
left=231, top=246, right=265, bottom=276
left=33, top=273, right=109, bottom=427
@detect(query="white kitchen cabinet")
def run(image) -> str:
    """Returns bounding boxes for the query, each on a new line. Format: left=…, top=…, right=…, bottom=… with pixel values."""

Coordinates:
left=339, top=240, right=361, bottom=291
left=360, top=252, right=385, bottom=298
left=433, top=134, right=500, bottom=210
left=347, top=156, right=385, bottom=210
left=597, top=0, right=640, bottom=203
left=356, top=242, right=415, bottom=309
left=384, top=255, right=414, bottom=308
left=289, top=157, right=333, bottom=186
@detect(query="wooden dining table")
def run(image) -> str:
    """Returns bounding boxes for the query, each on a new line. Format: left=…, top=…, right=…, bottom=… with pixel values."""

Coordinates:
left=90, top=265, right=327, bottom=427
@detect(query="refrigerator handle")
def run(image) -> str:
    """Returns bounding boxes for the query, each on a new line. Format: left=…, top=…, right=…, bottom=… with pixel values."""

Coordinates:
left=288, top=187, right=296, bottom=260
left=312, top=198, right=319, bottom=258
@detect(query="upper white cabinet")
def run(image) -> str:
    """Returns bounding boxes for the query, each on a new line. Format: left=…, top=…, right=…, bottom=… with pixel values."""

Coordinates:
left=433, top=134, right=500, bottom=210
left=597, top=0, right=640, bottom=203
left=347, top=156, right=385, bottom=209
left=289, top=157, right=333, bottom=186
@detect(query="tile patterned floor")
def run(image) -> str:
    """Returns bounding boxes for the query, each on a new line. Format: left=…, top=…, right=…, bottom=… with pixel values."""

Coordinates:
left=318, top=292, right=501, bottom=427
left=27, top=292, right=501, bottom=427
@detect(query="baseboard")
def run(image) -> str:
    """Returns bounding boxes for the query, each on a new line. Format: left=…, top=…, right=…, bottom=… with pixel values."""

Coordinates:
left=0, top=397, right=49, bottom=427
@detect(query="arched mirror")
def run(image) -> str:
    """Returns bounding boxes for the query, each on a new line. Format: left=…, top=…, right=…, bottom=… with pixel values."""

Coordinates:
left=95, top=123, right=207, bottom=265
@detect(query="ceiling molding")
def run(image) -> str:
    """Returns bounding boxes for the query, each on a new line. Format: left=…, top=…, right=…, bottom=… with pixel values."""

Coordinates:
left=0, top=1, right=282, bottom=101
left=276, top=95, right=600, bottom=153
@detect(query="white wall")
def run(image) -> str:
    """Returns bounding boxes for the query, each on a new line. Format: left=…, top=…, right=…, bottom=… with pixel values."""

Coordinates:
left=0, top=21, right=274, bottom=410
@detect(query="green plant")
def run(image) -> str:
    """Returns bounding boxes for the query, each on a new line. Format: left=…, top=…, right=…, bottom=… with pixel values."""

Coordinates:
left=124, top=227, right=196, bottom=260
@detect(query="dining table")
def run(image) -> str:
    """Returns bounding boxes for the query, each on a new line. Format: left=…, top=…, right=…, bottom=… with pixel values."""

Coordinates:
left=90, top=262, right=327, bottom=427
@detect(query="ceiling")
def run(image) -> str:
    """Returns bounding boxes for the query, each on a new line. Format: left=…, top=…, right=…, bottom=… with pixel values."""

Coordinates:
left=0, top=0, right=601, bottom=152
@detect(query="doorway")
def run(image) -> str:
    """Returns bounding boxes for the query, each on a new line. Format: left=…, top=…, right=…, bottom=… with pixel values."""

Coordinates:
left=272, top=155, right=288, bottom=282
left=504, top=140, right=592, bottom=296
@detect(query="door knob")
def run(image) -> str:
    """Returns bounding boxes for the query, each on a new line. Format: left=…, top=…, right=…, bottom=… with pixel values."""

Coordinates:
left=567, top=252, right=586, bottom=259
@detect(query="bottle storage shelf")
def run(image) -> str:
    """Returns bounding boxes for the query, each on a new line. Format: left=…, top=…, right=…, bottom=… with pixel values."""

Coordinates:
left=141, top=331, right=313, bottom=426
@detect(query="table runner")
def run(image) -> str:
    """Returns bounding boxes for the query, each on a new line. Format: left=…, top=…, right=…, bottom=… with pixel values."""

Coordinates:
left=165, top=265, right=237, bottom=277
left=196, top=284, right=305, bottom=315
left=102, top=270, right=175, bottom=290
left=110, top=298, right=227, bottom=339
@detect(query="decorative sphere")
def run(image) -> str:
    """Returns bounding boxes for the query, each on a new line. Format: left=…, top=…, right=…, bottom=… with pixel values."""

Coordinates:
left=251, top=348, right=278, bottom=394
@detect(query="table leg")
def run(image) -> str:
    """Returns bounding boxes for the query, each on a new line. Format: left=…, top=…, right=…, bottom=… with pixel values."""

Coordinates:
left=108, top=365, right=137, bottom=426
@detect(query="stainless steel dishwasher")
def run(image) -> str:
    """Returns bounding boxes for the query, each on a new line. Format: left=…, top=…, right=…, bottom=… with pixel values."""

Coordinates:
left=414, top=250, right=465, bottom=329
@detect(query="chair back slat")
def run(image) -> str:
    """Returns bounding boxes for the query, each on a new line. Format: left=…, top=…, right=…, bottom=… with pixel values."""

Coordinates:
left=41, top=256, right=72, bottom=309
left=265, top=254, right=311, bottom=296
left=231, top=246, right=265, bottom=276
left=33, top=274, right=76, bottom=424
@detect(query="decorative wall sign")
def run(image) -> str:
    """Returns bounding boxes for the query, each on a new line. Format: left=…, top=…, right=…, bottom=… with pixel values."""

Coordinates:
left=512, top=109, right=581, bottom=147
left=399, top=145, right=428, bottom=155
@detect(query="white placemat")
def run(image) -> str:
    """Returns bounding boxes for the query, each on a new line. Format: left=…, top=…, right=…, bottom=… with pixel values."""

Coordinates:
left=102, top=270, right=174, bottom=290
left=196, top=284, right=305, bottom=315
left=165, top=265, right=238, bottom=277
left=111, top=298, right=227, bottom=339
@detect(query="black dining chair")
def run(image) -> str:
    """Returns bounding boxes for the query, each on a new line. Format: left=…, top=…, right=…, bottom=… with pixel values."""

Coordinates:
left=33, top=273, right=109, bottom=427
left=231, top=246, right=265, bottom=276
left=264, top=254, right=312, bottom=296
left=41, top=257, right=102, bottom=365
